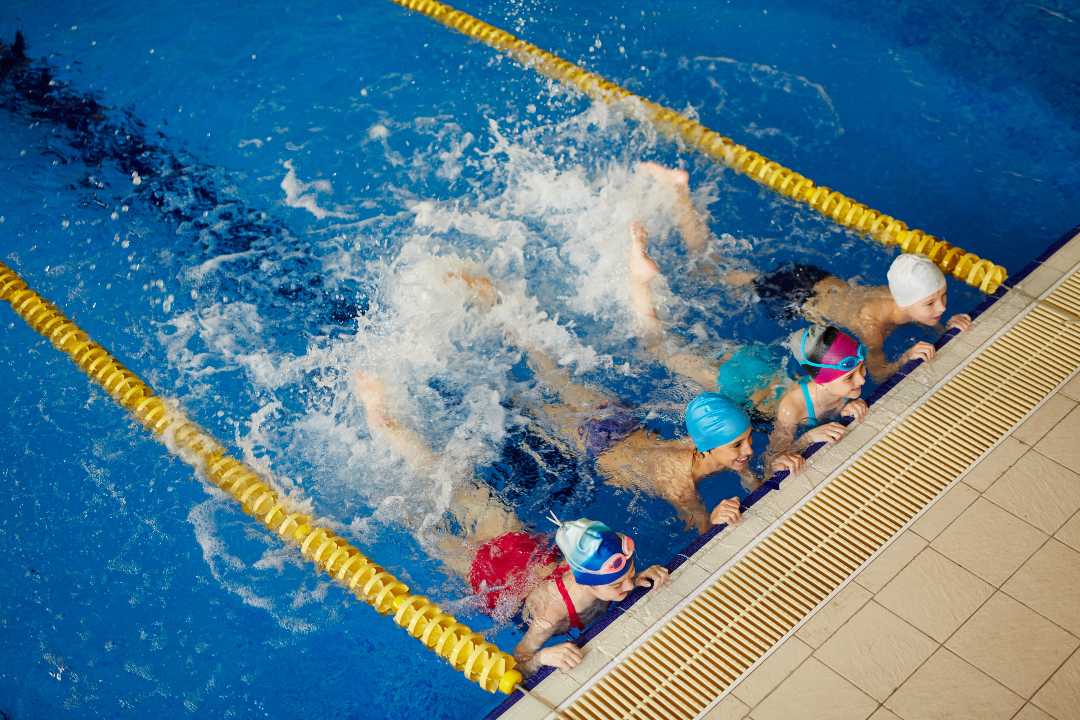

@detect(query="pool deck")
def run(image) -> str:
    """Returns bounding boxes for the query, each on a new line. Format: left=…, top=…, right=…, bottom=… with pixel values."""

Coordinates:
left=495, top=228, right=1080, bottom=720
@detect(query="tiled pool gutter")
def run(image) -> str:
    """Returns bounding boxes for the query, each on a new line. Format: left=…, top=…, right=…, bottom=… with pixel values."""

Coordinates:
left=485, top=223, right=1080, bottom=720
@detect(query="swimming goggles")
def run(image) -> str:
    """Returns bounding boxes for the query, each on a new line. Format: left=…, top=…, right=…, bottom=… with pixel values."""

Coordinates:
left=800, top=329, right=866, bottom=372
left=577, top=533, right=635, bottom=579
left=597, top=534, right=635, bottom=575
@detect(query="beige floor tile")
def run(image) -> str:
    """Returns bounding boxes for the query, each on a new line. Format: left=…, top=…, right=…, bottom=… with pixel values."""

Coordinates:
left=1013, top=704, right=1055, bottom=720
left=1014, top=263, right=1065, bottom=298
left=963, top=436, right=1028, bottom=492
left=1035, top=405, right=1080, bottom=474
left=702, top=694, right=750, bottom=720
left=984, top=450, right=1080, bottom=535
left=1045, top=234, right=1080, bottom=272
left=626, top=558, right=711, bottom=626
left=1004, top=541, right=1080, bottom=637
left=749, top=658, right=876, bottom=720
left=806, top=440, right=851, bottom=478
left=855, top=531, right=928, bottom=593
left=910, top=483, right=980, bottom=541
left=957, top=310, right=1006, bottom=348
left=1032, top=648, right=1080, bottom=720
left=1055, top=511, right=1080, bottom=553
left=876, top=548, right=993, bottom=642
left=797, top=582, right=873, bottom=648
left=691, top=514, right=773, bottom=575
left=525, top=670, right=582, bottom=709
left=562, top=611, right=647, bottom=684
left=945, top=592, right=1079, bottom=698
left=497, top=692, right=554, bottom=719
left=731, top=637, right=812, bottom=707
left=863, top=402, right=899, bottom=431
left=1013, top=395, right=1077, bottom=446
left=749, top=474, right=814, bottom=523
left=1059, top=372, right=1080, bottom=402
left=816, top=601, right=937, bottom=701
left=884, top=378, right=931, bottom=405
left=868, top=708, right=902, bottom=720
left=906, top=345, right=965, bottom=386
left=931, top=498, right=1047, bottom=586
left=885, top=648, right=1023, bottom=720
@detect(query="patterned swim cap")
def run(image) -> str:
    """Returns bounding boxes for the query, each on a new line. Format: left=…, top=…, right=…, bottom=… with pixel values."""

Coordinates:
left=555, top=519, right=635, bottom=586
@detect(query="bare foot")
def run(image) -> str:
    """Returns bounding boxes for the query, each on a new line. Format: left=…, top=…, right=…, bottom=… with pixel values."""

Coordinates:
left=351, top=370, right=388, bottom=422
left=640, top=162, right=710, bottom=254
left=640, top=161, right=690, bottom=188
left=628, top=221, right=660, bottom=283
left=445, top=270, right=497, bottom=309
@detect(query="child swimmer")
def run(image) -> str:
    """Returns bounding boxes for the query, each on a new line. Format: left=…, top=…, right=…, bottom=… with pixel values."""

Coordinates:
left=351, top=371, right=669, bottom=674
left=766, top=325, right=869, bottom=459
left=442, top=270, right=805, bottom=535
left=744, top=254, right=971, bottom=382
left=640, top=163, right=972, bottom=383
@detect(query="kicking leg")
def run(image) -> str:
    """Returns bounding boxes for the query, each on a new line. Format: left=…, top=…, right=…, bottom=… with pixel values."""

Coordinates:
left=351, top=370, right=522, bottom=574
left=628, top=221, right=719, bottom=389
left=641, top=162, right=711, bottom=254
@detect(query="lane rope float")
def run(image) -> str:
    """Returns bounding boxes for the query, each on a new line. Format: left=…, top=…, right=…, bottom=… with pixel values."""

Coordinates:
left=0, top=260, right=522, bottom=695
left=389, top=0, right=1007, bottom=294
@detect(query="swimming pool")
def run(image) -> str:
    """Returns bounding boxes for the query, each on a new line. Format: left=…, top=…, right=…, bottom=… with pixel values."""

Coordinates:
left=1, top=1, right=1077, bottom=718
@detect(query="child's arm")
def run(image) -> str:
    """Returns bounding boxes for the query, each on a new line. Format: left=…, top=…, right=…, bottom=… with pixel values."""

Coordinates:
left=513, top=611, right=582, bottom=675
left=865, top=331, right=936, bottom=384
left=768, top=394, right=845, bottom=458
left=765, top=395, right=802, bottom=461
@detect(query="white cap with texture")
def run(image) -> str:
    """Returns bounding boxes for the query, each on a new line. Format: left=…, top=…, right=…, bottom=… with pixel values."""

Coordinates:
left=887, top=253, right=946, bottom=307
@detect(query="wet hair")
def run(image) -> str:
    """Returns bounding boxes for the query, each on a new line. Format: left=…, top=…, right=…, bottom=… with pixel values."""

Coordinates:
left=797, top=325, right=843, bottom=377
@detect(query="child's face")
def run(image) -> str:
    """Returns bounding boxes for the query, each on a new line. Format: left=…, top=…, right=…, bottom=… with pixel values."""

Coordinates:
left=908, top=287, right=947, bottom=326
left=821, top=361, right=866, bottom=400
left=710, top=428, right=754, bottom=471
left=592, top=562, right=637, bottom=602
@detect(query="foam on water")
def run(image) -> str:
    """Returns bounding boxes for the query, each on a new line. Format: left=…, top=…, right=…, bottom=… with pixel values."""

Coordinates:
left=156, top=95, right=771, bottom=602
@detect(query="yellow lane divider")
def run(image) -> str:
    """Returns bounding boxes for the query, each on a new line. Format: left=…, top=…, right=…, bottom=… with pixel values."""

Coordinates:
left=390, top=0, right=1007, bottom=294
left=0, top=260, right=522, bottom=695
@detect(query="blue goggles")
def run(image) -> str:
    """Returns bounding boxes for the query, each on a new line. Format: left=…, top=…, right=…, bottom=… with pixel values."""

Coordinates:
left=800, top=330, right=866, bottom=373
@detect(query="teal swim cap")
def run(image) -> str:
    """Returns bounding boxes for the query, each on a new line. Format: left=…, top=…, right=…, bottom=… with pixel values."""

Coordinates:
left=717, top=343, right=777, bottom=408
left=685, top=392, right=751, bottom=453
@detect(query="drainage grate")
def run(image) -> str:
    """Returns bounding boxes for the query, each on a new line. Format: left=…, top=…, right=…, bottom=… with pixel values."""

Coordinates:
left=560, top=270, right=1080, bottom=720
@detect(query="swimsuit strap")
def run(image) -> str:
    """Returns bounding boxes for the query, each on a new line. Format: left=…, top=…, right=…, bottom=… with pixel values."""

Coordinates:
left=551, top=566, right=585, bottom=631
left=799, top=377, right=819, bottom=427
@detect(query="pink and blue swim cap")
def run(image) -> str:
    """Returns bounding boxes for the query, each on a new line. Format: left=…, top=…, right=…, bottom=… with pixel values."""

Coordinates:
left=554, top=518, right=635, bottom=586
left=685, top=392, right=752, bottom=453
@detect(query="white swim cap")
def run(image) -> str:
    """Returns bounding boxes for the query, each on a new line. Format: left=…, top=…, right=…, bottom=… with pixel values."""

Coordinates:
left=887, top=254, right=946, bottom=307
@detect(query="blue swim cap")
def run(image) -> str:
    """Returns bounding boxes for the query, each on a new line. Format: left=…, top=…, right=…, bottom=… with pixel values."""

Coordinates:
left=685, top=392, right=751, bottom=453
left=717, top=343, right=778, bottom=408
left=555, top=519, right=635, bottom=586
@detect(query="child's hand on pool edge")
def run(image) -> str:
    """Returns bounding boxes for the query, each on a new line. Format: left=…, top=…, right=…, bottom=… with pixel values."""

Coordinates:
left=901, top=340, right=936, bottom=365
left=946, top=313, right=972, bottom=332
left=841, top=399, right=868, bottom=423
left=709, top=497, right=742, bottom=527
left=802, top=421, right=847, bottom=446
left=635, top=565, right=670, bottom=590
left=537, top=641, right=584, bottom=670
left=769, top=452, right=805, bottom=478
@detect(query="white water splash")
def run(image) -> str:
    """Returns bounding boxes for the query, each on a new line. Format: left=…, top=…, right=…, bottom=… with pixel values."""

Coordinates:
left=280, top=159, right=355, bottom=220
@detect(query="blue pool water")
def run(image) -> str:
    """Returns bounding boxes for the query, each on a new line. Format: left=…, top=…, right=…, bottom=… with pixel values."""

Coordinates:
left=1, top=1, right=1077, bottom=718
